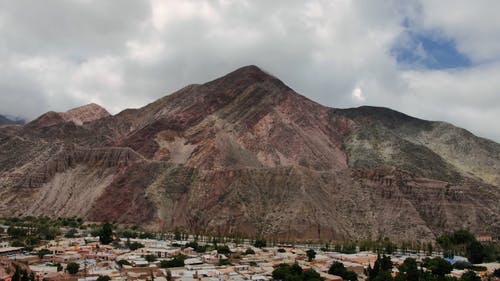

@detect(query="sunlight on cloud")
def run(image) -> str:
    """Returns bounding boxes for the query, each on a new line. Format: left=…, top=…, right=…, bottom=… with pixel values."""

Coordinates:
left=150, top=0, right=220, bottom=32
left=351, top=87, right=365, bottom=102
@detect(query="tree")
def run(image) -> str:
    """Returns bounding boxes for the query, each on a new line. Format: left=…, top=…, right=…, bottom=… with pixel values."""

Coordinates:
left=426, top=257, right=452, bottom=277
left=65, top=228, right=78, bottom=238
left=466, top=241, right=486, bottom=264
left=272, top=264, right=324, bottom=281
left=383, top=238, right=396, bottom=255
left=459, top=271, right=480, bottom=281
left=372, top=270, right=393, bottom=281
left=128, top=241, right=145, bottom=251
left=174, top=230, right=181, bottom=240
left=8, top=227, right=28, bottom=239
left=37, top=248, right=51, bottom=259
left=254, top=239, right=266, bottom=248
left=329, top=262, right=358, bottom=281
left=145, top=254, right=157, bottom=263
left=99, top=223, right=113, bottom=245
left=380, top=255, right=393, bottom=271
left=245, top=248, right=256, bottom=255
left=301, top=269, right=323, bottom=281
left=160, top=255, right=186, bottom=268
left=397, top=258, right=419, bottom=281
left=216, top=245, right=231, bottom=255
left=12, top=267, right=21, bottom=281
left=427, top=242, right=433, bottom=256
left=97, top=276, right=111, bottom=281
left=451, top=230, right=475, bottom=245
left=306, top=249, right=316, bottom=262
left=367, top=255, right=393, bottom=281
left=453, top=261, right=472, bottom=270
left=117, top=260, right=131, bottom=267
left=66, top=262, right=80, bottom=275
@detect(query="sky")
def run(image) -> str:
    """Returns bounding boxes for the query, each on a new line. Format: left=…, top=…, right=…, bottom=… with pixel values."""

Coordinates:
left=0, top=1, right=499, bottom=142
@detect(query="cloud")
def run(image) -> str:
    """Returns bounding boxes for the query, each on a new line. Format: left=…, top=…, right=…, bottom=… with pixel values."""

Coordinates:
left=351, top=87, right=366, bottom=102
left=0, top=0, right=498, bottom=142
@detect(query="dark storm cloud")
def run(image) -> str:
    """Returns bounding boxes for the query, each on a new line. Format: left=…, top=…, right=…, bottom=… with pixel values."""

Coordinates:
left=0, top=0, right=499, bottom=142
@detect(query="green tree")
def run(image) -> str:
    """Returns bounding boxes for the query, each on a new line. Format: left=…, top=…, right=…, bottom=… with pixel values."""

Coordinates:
left=372, top=270, right=393, bottom=281
left=466, top=241, right=486, bottom=264
left=459, top=271, right=480, bottom=281
left=117, top=260, right=131, bottom=267
left=383, top=238, right=396, bottom=255
left=97, top=276, right=111, bottom=281
left=367, top=255, right=393, bottom=281
left=453, top=261, right=472, bottom=270
left=66, top=262, right=80, bottom=275
left=217, top=245, right=231, bottom=255
left=493, top=268, right=500, bottom=278
left=65, top=228, right=78, bottom=238
left=306, top=249, right=316, bottom=262
left=245, top=248, right=256, bottom=255
left=451, top=230, right=475, bottom=245
left=37, top=248, right=52, bottom=259
left=160, top=255, right=186, bottom=268
left=99, top=223, right=113, bottom=245
left=426, top=257, right=452, bottom=277
left=254, top=239, right=266, bottom=248
left=272, top=264, right=324, bottom=281
left=8, top=227, right=27, bottom=239
left=427, top=242, right=433, bottom=256
left=145, top=254, right=157, bottom=263
left=329, top=262, right=358, bottom=281
left=301, top=269, right=323, bottom=281
left=12, top=267, right=21, bottom=281
left=174, top=230, right=181, bottom=240
left=128, top=241, right=145, bottom=251
left=380, top=255, right=393, bottom=271
left=397, top=258, right=419, bottom=281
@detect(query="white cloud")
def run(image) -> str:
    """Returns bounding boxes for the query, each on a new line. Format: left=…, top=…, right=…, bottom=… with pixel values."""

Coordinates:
left=0, top=0, right=499, bottom=142
left=418, top=0, right=500, bottom=63
left=352, top=87, right=366, bottom=102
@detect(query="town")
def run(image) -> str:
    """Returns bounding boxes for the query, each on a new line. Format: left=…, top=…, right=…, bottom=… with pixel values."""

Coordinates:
left=0, top=218, right=499, bottom=281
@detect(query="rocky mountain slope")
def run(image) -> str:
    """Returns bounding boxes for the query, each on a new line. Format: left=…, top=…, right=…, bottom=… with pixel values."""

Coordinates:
left=0, top=65, right=498, bottom=242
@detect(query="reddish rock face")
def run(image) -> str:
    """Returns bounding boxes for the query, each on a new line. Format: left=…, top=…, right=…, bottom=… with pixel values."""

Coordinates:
left=0, top=65, right=499, bottom=241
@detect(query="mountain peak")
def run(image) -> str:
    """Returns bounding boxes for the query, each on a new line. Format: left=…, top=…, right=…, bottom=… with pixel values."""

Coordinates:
left=62, top=103, right=111, bottom=125
left=232, top=64, right=265, bottom=74
left=219, top=65, right=276, bottom=84
left=29, top=103, right=111, bottom=127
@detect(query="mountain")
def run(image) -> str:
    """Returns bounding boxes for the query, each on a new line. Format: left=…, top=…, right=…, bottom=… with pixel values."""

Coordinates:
left=0, top=65, right=498, bottom=241
left=0, top=115, right=25, bottom=126
left=28, top=103, right=111, bottom=127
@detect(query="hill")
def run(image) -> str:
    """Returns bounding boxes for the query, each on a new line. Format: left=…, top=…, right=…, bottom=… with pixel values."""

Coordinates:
left=0, top=65, right=498, bottom=241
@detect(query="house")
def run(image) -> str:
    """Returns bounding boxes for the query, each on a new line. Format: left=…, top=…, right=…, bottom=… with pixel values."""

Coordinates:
left=475, top=236, right=493, bottom=242
left=0, top=246, right=23, bottom=257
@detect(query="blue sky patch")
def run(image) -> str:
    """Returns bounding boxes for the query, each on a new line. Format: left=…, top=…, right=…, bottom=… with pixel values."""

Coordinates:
left=391, top=28, right=471, bottom=70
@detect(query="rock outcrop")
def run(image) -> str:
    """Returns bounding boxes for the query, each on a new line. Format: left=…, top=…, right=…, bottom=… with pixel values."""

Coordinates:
left=28, top=103, right=110, bottom=127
